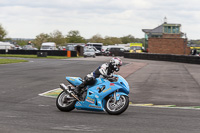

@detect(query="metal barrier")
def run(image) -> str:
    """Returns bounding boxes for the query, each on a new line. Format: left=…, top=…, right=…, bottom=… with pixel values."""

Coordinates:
left=37, top=52, right=47, bottom=57
left=124, top=52, right=200, bottom=64
left=0, top=50, right=77, bottom=57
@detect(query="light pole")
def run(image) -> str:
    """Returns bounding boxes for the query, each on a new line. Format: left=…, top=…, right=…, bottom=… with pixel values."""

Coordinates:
left=184, top=33, right=187, bottom=55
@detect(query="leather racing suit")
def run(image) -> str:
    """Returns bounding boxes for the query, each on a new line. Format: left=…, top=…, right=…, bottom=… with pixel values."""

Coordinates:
left=75, top=63, right=114, bottom=94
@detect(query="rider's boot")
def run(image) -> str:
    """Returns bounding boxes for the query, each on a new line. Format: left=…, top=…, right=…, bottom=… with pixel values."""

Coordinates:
left=74, top=86, right=81, bottom=96
left=75, top=80, right=86, bottom=93
left=74, top=81, right=87, bottom=99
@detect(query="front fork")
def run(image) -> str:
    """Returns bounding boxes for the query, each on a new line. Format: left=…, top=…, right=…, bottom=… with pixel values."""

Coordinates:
left=111, top=91, right=129, bottom=102
left=113, top=91, right=117, bottom=104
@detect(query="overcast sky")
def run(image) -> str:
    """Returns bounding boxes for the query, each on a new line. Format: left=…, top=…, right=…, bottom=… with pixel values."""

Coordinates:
left=0, top=0, right=199, bottom=40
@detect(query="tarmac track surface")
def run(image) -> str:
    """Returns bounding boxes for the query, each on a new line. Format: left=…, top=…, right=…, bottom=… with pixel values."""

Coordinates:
left=0, top=56, right=200, bottom=133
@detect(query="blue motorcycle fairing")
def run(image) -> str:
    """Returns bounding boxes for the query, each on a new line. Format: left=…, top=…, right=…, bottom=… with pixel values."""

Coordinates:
left=67, top=75, right=129, bottom=112
left=74, top=84, right=126, bottom=111
left=75, top=100, right=105, bottom=111
left=114, top=75, right=129, bottom=94
left=66, top=77, right=82, bottom=86
left=74, top=82, right=110, bottom=111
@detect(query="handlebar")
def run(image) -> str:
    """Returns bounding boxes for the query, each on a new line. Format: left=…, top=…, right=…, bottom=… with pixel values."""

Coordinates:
left=107, top=76, right=118, bottom=82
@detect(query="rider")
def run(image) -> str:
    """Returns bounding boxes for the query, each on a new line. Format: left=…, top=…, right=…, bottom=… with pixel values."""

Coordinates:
left=74, top=57, right=122, bottom=96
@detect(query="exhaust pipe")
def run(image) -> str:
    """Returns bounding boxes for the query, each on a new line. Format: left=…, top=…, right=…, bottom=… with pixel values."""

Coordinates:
left=60, top=83, right=80, bottom=101
left=60, top=83, right=70, bottom=94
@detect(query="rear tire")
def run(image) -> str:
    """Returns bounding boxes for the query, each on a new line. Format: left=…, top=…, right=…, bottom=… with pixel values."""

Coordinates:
left=105, top=95, right=129, bottom=115
left=56, top=91, right=76, bottom=112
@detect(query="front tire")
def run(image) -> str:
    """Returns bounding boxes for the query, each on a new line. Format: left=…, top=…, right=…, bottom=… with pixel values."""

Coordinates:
left=105, top=95, right=129, bottom=115
left=56, top=91, right=76, bottom=112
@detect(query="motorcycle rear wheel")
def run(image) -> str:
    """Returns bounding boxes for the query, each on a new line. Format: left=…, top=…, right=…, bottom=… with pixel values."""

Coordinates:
left=105, top=95, right=129, bottom=115
left=56, top=91, right=76, bottom=112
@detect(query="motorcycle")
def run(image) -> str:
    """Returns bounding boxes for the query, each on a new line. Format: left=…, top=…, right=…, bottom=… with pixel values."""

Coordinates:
left=56, top=75, right=129, bottom=115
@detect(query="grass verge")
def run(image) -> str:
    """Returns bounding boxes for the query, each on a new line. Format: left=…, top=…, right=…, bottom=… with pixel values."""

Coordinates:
left=0, top=54, right=79, bottom=59
left=0, top=58, right=28, bottom=64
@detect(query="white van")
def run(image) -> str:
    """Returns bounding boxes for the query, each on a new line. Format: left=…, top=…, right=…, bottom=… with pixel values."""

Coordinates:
left=40, top=42, right=57, bottom=50
left=0, top=42, right=15, bottom=50
left=84, top=46, right=100, bottom=54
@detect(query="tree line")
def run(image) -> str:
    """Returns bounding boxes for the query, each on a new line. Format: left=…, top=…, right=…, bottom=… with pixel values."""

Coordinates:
left=1, top=23, right=200, bottom=48
left=0, top=23, right=142, bottom=48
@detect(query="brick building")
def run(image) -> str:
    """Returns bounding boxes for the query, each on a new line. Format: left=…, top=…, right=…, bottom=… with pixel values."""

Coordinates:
left=142, top=20, right=190, bottom=55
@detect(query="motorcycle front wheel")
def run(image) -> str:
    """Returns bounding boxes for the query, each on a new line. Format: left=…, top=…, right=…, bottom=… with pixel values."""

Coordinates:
left=56, top=91, right=76, bottom=112
left=105, top=95, right=129, bottom=115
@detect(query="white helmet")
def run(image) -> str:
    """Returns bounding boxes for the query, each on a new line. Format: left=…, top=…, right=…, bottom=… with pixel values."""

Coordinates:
left=109, top=57, right=122, bottom=72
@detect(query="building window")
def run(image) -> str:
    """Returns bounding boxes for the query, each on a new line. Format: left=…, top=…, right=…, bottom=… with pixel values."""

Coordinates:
left=164, top=26, right=172, bottom=33
left=172, top=26, right=179, bottom=33
left=167, top=26, right=171, bottom=33
left=145, top=33, right=148, bottom=40
left=172, top=26, right=176, bottom=33
left=164, top=26, right=168, bottom=33
left=177, top=27, right=180, bottom=33
left=164, top=26, right=180, bottom=34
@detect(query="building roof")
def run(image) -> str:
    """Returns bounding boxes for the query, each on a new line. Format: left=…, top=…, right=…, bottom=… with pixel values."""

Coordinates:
left=142, top=24, right=163, bottom=34
left=142, top=23, right=181, bottom=34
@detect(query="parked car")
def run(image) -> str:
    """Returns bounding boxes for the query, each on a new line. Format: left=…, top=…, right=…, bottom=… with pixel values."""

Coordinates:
left=22, top=45, right=38, bottom=50
left=13, top=45, right=22, bottom=50
left=83, top=48, right=96, bottom=58
left=104, top=47, right=125, bottom=56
